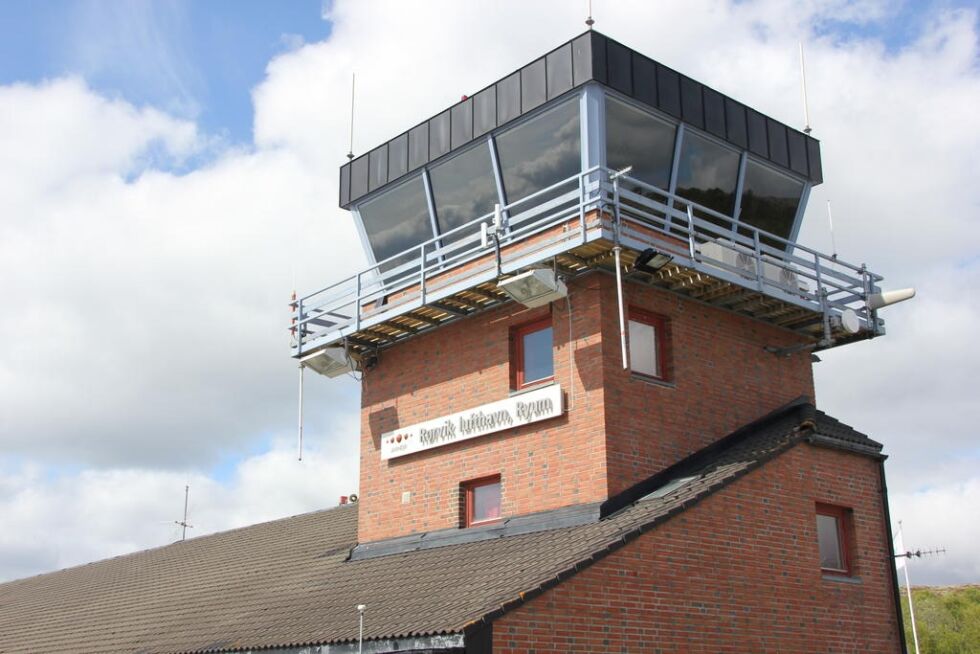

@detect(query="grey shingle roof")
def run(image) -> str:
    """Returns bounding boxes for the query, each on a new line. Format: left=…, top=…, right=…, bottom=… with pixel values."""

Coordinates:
left=0, top=399, right=881, bottom=654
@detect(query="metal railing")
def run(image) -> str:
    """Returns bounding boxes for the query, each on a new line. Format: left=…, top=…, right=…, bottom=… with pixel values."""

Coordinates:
left=292, top=167, right=882, bottom=355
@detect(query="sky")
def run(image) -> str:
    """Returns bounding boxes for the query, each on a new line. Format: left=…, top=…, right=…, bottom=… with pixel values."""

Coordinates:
left=0, top=0, right=977, bottom=586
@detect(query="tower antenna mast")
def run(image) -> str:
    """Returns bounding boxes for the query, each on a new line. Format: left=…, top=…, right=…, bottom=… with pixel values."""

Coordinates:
left=347, top=73, right=357, bottom=161
left=585, top=0, right=595, bottom=28
left=799, top=41, right=813, bottom=134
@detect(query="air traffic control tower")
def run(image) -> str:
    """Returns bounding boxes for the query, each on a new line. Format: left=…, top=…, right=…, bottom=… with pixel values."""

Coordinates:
left=292, top=32, right=906, bottom=545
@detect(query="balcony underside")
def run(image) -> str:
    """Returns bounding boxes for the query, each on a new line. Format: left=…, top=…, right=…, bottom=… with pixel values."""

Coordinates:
left=298, top=237, right=866, bottom=363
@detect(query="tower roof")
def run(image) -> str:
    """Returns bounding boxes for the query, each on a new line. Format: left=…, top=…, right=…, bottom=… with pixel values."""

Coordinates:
left=340, top=30, right=822, bottom=210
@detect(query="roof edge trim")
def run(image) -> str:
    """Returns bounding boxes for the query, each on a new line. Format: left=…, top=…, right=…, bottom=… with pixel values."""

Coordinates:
left=234, top=633, right=465, bottom=654
left=804, top=432, right=886, bottom=459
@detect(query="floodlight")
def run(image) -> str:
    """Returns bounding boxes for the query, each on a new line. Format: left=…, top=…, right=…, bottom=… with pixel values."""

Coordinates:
left=300, top=348, right=353, bottom=378
left=633, top=248, right=673, bottom=273
left=497, top=269, right=567, bottom=308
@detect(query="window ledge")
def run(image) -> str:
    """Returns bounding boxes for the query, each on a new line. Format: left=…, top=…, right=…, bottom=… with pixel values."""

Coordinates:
left=822, top=574, right=862, bottom=585
left=510, top=379, right=556, bottom=397
left=630, top=374, right=676, bottom=389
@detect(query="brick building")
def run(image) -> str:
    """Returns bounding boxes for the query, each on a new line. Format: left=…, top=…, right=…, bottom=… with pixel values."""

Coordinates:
left=0, top=31, right=909, bottom=653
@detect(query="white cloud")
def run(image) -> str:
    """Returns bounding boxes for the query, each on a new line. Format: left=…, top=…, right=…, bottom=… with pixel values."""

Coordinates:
left=0, top=438, right=358, bottom=582
left=0, top=0, right=977, bottom=585
left=0, top=76, right=362, bottom=468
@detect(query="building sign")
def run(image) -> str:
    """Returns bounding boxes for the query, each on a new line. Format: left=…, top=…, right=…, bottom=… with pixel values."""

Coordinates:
left=381, top=384, right=563, bottom=460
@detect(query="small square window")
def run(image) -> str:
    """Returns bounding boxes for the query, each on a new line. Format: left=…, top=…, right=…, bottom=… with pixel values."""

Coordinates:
left=513, top=318, right=554, bottom=389
left=628, top=308, right=668, bottom=381
left=816, top=504, right=852, bottom=575
left=462, top=475, right=501, bottom=527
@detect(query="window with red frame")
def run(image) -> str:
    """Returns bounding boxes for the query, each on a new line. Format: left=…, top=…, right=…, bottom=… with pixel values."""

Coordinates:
left=628, top=308, right=668, bottom=381
left=462, top=476, right=502, bottom=527
left=512, top=318, right=554, bottom=389
left=816, top=503, right=853, bottom=575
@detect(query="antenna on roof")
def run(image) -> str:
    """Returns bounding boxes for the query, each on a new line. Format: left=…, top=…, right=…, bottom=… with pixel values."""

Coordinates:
left=585, top=0, right=595, bottom=28
left=799, top=41, right=813, bottom=134
left=347, top=73, right=357, bottom=161
left=175, top=485, right=193, bottom=541
left=826, top=200, right=838, bottom=261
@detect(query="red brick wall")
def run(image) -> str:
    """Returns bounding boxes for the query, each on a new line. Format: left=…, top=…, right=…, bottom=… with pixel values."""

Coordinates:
left=358, top=277, right=610, bottom=541
left=600, top=275, right=815, bottom=495
left=494, top=444, right=902, bottom=654
left=357, top=274, right=814, bottom=542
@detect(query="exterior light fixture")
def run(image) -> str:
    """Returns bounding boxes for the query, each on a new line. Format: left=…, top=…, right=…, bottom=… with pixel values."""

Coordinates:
left=300, top=347, right=354, bottom=378
left=633, top=248, right=673, bottom=273
left=497, top=269, right=568, bottom=308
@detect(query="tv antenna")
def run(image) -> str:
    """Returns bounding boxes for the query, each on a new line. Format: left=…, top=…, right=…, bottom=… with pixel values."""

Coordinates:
left=585, top=0, right=594, bottom=28
left=175, top=485, right=193, bottom=541
left=894, top=520, right=946, bottom=654
left=799, top=41, right=812, bottom=134
left=347, top=72, right=357, bottom=161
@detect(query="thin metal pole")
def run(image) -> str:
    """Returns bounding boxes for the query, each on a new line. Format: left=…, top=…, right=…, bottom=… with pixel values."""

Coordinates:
left=826, top=200, right=838, bottom=260
left=799, top=42, right=812, bottom=134
left=900, top=522, right=921, bottom=654
left=357, top=605, right=366, bottom=654
left=297, top=364, right=305, bottom=461
left=566, top=294, right=574, bottom=410
left=614, top=245, right=628, bottom=370
left=181, top=486, right=189, bottom=541
left=347, top=73, right=356, bottom=160
left=609, top=170, right=629, bottom=371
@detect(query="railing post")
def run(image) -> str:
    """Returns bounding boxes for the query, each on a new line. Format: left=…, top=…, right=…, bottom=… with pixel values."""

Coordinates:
left=860, top=263, right=876, bottom=334
left=753, top=230, right=764, bottom=292
left=354, top=273, right=361, bottom=332
left=296, top=296, right=304, bottom=356
left=686, top=204, right=697, bottom=261
left=612, top=173, right=622, bottom=238
left=814, top=253, right=832, bottom=343
left=813, top=251, right=824, bottom=300
left=578, top=171, right=587, bottom=242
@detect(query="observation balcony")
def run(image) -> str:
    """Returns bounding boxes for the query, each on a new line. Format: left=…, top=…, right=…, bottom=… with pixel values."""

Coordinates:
left=291, top=166, right=884, bottom=362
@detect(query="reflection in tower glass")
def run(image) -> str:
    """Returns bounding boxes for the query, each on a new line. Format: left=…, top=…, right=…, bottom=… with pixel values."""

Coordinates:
left=358, top=175, right=433, bottom=273
left=606, top=97, right=676, bottom=194
left=495, top=99, right=581, bottom=214
left=738, top=159, right=804, bottom=249
left=675, top=131, right=740, bottom=233
left=429, top=141, right=498, bottom=253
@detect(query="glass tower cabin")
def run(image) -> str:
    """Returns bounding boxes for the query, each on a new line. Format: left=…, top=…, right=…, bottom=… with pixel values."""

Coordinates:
left=294, top=31, right=883, bottom=365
